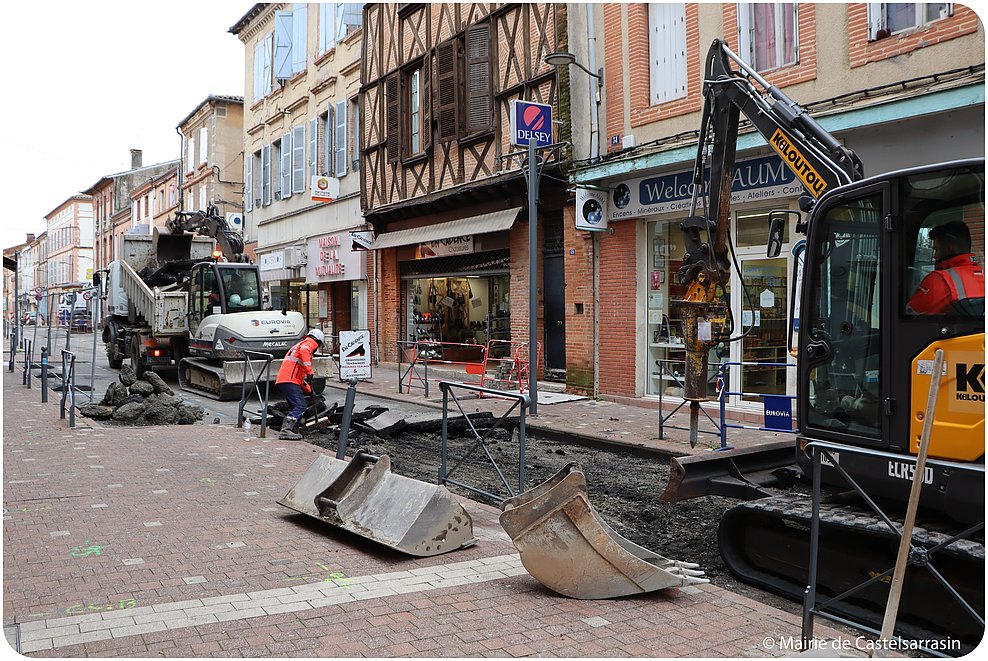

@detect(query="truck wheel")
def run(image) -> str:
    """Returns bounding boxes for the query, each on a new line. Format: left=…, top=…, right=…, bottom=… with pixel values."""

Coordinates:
left=130, top=335, right=147, bottom=378
left=107, top=345, right=123, bottom=369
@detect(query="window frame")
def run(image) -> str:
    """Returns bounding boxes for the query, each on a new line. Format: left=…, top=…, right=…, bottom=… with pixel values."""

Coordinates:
left=867, top=3, right=954, bottom=40
left=407, top=67, right=422, bottom=156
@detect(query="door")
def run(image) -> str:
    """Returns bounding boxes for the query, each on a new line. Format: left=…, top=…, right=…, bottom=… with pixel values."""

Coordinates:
left=737, top=258, right=790, bottom=403
left=799, top=186, right=887, bottom=446
left=543, top=253, right=566, bottom=371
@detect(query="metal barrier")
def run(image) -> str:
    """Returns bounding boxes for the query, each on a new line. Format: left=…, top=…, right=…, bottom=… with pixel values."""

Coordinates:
left=7, top=325, right=17, bottom=372
left=396, top=341, right=431, bottom=398
left=717, top=361, right=797, bottom=451
left=60, top=350, right=77, bottom=428
left=655, top=357, right=721, bottom=442
left=481, top=340, right=540, bottom=394
left=438, top=380, right=530, bottom=503
left=236, top=351, right=274, bottom=438
left=801, top=440, right=985, bottom=656
left=22, top=338, right=33, bottom=388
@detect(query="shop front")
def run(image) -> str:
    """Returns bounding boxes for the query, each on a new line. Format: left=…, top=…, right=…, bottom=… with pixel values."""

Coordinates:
left=607, top=153, right=804, bottom=406
left=305, top=230, right=369, bottom=354
left=258, top=246, right=317, bottom=331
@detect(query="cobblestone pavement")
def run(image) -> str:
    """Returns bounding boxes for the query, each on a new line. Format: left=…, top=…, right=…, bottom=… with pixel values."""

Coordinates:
left=3, top=340, right=854, bottom=658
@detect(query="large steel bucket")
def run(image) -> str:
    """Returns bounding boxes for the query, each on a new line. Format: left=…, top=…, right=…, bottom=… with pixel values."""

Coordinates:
left=278, top=452, right=477, bottom=557
left=499, top=463, right=708, bottom=599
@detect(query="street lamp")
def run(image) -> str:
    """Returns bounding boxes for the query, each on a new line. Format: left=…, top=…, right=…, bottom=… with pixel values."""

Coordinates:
left=545, top=51, right=603, bottom=87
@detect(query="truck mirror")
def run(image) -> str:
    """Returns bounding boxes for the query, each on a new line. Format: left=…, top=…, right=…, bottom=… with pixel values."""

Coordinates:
left=92, top=272, right=101, bottom=287
left=767, top=216, right=785, bottom=258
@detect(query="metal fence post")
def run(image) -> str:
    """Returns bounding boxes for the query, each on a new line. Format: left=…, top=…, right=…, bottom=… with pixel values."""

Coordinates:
left=40, top=347, right=49, bottom=403
left=336, top=379, right=358, bottom=460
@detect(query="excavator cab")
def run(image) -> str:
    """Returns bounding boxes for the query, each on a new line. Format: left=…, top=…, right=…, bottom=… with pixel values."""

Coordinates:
left=188, top=263, right=263, bottom=328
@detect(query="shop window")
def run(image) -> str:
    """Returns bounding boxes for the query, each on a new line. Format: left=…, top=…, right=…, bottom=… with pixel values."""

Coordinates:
left=406, top=275, right=510, bottom=351
left=737, top=3, right=798, bottom=72
left=868, top=3, right=952, bottom=39
left=736, top=208, right=790, bottom=248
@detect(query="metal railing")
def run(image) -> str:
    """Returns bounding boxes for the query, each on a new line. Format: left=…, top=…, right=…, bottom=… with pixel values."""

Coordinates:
left=236, top=351, right=274, bottom=438
left=7, top=324, right=17, bottom=372
left=397, top=340, right=431, bottom=397
left=717, top=361, right=797, bottom=451
left=60, top=350, right=77, bottom=428
left=801, top=440, right=985, bottom=656
left=438, top=380, right=530, bottom=503
left=655, top=357, right=721, bottom=442
left=22, top=338, right=33, bottom=388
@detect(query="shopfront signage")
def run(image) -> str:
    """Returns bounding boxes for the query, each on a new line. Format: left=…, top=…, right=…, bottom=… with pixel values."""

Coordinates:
left=509, top=100, right=553, bottom=148
left=418, top=236, right=474, bottom=258
left=259, top=251, right=284, bottom=271
left=311, top=176, right=340, bottom=202
left=349, top=231, right=374, bottom=251
left=305, top=232, right=367, bottom=283
left=607, top=155, right=803, bottom=221
left=575, top=188, right=608, bottom=232
left=763, top=395, right=794, bottom=431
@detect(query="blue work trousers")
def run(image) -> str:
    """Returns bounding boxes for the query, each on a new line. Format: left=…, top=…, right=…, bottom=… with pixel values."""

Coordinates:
left=279, top=382, right=308, bottom=420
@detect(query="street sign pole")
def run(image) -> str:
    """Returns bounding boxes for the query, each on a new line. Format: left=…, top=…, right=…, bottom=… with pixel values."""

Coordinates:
left=528, top=137, right=539, bottom=416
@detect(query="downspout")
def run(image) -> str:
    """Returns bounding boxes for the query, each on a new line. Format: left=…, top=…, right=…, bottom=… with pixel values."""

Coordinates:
left=587, top=4, right=601, bottom=398
left=175, top=127, right=185, bottom=212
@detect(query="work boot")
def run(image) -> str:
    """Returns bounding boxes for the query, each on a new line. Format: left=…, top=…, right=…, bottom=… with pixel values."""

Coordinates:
left=279, top=416, right=303, bottom=440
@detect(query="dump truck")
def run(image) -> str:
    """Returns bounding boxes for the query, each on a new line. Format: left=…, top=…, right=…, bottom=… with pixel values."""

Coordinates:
left=661, top=39, right=984, bottom=651
left=101, top=207, right=331, bottom=399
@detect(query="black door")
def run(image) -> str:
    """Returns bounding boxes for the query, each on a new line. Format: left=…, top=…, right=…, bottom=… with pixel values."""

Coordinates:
left=543, top=252, right=566, bottom=371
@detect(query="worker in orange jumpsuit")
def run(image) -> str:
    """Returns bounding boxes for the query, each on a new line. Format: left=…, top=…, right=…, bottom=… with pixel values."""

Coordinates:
left=275, top=328, right=324, bottom=440
left=907, top=221, right=985, bottom=315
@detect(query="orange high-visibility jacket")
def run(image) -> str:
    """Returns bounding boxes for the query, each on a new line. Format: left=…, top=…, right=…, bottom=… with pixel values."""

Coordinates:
left=908, top=253, right=985, bottom=314
left=276, top=336, right=320, bottom=385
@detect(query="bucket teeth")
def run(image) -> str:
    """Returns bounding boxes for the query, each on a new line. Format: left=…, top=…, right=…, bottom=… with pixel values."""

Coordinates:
left=499, top=463, right=708, bottom=599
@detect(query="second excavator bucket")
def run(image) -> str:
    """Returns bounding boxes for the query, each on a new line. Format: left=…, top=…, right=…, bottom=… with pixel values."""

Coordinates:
left=499, top=463, right=708, bottom=599
left=278, top=452, right=477, bottom=557
left=151, top=227, right=194, bottom=264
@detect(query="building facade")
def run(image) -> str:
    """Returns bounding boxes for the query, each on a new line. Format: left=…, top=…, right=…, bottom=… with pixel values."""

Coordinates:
left=232, top=3, right=369, bottom=353
left=567, top=2, right=984, bottom=409
left=130, top=167, right=179, bottom=234
left=361, top=2, right=570, bottom=376
left=45, top=195, right=94, bottom=293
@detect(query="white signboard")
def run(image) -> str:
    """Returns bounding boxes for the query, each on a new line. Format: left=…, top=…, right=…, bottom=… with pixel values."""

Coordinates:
left=259, top=251, right=285, bottom=271
left=339, top=329, right=371, bottom=380
left=311, top=176, right=340, bottom=202
left=350, top=231, right=374, bottom=251
left=575, top=188, right=608, bottom=232
left=419, top=236, right=474, bottom=258
left=306, top=233, right=368, bottom=283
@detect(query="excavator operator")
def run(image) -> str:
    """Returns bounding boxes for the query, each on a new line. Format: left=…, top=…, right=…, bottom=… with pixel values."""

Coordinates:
left=275, top=328, right=324, bottom=440
left=907, top=220, right=985, bottom=315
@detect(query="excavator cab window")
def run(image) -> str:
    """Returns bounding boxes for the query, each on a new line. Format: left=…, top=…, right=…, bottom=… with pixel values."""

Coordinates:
left=219, top=268, right=262, bottom=312
left=803, top=192, right=884, bottom=440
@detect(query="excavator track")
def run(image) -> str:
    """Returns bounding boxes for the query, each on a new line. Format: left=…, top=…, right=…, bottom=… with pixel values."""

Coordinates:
left=177, top=358, right=242, bottom=401
left=719, top=495, right=984, bottom=654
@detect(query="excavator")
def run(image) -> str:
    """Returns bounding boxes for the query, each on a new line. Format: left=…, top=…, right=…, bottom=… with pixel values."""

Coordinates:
left=103, top=206, right=329, bottom=400
left=662, top=39, right=984, bottom=651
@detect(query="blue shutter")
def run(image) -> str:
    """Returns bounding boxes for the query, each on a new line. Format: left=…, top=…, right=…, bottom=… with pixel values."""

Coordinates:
left=292, top=6, right=307, bottom=75
left=261, top=34, right=273, bottom=96
left=343, top=3, right=363, bottom=31
left=335, top=100, right=347, bottom=177
left=293, top=124, right=306, bottom=193
left=281, top=132, right=293, bottom=198
left=261, top=145, right=272, bottom=206
left=319, top=3, right=334, bottom=53
left=335, top=3, right=346, bottom=43
left=274, top=11, right=293, bottom=81
left=245, top=153, right=253, bottom=212
left=253, top=41, right=263, bottom=102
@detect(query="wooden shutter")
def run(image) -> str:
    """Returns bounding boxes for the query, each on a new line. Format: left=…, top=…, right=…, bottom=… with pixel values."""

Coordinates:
left=325, top=104, right=335, bottom=177
left=436, top=40, right=458, bottom=142
left=386, top=74, right=400, bottom=162
left=274, top=11, right=293, bottom=81
left=649, top=3, right=687, bottom=105
left=245, top=153, right=253, bottom=212
left=465, top=24, right=491, bottom=134
left=421, top=54, right=432, bottom=150
left=335, top=99, right=347, bottom=176
left=292, top=124, right=306, bottom=193
left=280, top=132, right=292, bottom=198
left=309, top=117, right=318, bottom=182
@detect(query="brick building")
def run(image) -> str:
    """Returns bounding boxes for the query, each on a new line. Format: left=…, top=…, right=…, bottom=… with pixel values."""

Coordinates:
left=566, top=3, right=984, bottom=409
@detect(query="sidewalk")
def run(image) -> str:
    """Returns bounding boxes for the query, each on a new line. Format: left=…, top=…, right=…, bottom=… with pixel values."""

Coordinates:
left=2, top=364, right=846, bottom=658
left=325, top=361, right=792, bottom=459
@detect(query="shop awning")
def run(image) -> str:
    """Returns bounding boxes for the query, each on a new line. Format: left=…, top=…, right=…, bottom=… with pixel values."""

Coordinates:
left=371, top=207, right=522, bottom=250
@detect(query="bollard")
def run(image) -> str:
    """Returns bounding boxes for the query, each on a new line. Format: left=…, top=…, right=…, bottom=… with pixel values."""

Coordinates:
left=336, top=378, right=359, bottom=460
left=40, top=347, right=49, bottom=403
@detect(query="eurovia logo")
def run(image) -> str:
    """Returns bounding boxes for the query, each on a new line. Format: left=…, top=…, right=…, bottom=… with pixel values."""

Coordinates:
left=510, top=100, right=553, bottom=148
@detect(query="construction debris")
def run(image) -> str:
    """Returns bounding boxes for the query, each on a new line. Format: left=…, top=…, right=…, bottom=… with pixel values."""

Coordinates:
left=79, top=372, right=204, bottom=426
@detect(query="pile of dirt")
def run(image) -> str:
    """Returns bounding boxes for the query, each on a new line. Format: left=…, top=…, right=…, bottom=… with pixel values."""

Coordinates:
left=79, top=366, right=204, bottom=425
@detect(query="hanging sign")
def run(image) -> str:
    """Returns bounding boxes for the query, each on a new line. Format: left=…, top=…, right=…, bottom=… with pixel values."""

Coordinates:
left=575, top=188, right=608, bottom=232
left=311, top=176, right=340, bottom=202
left=510, top=100, right=553, bottom=148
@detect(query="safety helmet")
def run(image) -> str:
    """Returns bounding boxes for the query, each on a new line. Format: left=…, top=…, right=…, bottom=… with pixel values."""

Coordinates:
left=306, top=328, right=325, bottom=344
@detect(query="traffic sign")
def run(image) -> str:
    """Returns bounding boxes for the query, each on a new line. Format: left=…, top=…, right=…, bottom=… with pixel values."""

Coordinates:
left=35, top=293, right=42, bottom=301
left=338, top=330, right=371, bottom=380
left=509, top=100, right=553, bottom=148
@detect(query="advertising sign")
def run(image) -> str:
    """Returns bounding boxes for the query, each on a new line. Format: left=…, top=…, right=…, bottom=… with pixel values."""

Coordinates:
left=305, top=233, right=368, bottom=283
left=763, top=395, right=794, bottom=431
left=418, top=236, right=474, bottom=258
left=575, top=188, right=608, bottom=232
left=311, top=176, right=340, bottom=202
left=259, top=251, right=285, bottom=271
left=509, top=100, right=553, bottom=148
left=339, top=329, right=371, bottom=380
left=350, top=231, right=374, bottom=251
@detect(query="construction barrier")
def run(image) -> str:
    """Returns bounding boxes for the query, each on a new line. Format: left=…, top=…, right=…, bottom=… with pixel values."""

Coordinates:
left=717, top=361, right=797, bottom=451
left=237, top=351, right=274, bottom=438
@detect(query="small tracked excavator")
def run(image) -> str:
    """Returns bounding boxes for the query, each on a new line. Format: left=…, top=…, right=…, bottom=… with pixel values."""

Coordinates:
left=663, top=39, right=984, bottom=651
left=102, top=206, right=329, bottom=399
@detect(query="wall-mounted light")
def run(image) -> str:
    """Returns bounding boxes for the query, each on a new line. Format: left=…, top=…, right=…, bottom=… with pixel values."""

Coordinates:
left=545, top=51, right=603, bottom=88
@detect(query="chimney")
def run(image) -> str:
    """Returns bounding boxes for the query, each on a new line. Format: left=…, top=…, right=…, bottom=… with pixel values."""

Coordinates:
left=131, top=149, right=143, bottom=169
left=26, top=233, right=35, bottom=244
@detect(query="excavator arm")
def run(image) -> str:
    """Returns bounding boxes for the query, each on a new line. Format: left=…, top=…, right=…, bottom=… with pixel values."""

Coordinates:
left=676, top=40, right=864, bottom=426
left=166, top=205, right=248, bottom=263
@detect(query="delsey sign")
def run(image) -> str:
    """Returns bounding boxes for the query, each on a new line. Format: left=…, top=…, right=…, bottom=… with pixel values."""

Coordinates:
left=607, top=155, right=804, bottom=221
left=510, top=100, right=553, bottom=148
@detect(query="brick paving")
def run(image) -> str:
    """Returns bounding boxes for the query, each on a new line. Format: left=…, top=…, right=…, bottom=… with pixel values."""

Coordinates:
left=3, top=354, right=851, bottom=658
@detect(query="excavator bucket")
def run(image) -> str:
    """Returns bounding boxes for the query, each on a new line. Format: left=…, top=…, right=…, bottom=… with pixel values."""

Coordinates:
left=499, top=463, right=708, bottom=599
left=278, top=452, right=477, bottom=557
left=151, top=227, right=194, bottom=264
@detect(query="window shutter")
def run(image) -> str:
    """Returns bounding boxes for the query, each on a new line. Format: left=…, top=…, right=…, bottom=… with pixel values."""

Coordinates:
left=386, top=75, right=400, bottom=162
left=343, top=3, right=363, bottom=30
left=325, top=105, right=335, bottom=176
left=336, top=2, right=347, bottom=43
left=292, top=6, right=307, bottom=75
left=319, top=3, right=333, bottom=53
left=351, top=97, right=361, bottom=170
left=650, top=3, right=688, bottom=105
left=335, top=99, right=348, bottom=176
left=281, top=132, right=293, bottom=198
left=309, top=117, right=318, bottom=184
left=245, top=153, right=253, bottom=212
left=867, top=3, right=885, bottom=40
left=262, top=35, right=273, bottom=96
left=436, top=41, right=458, bottom=142
left=274, top=11, right=293, bottom=81
left=293, top=124, right=306, bottom=193
left=253, top=41, right=264, bottom=102
left=186, top=137, right=195, bottom=174
left=421, top=55, right=432, bottom=150
left=465, top=25, right=491, bottom=134
left=262, top=145, right=272, bottom=206
left=736, top=3, right=754, bottom=65
left=199, top=127, right=208, bottom=164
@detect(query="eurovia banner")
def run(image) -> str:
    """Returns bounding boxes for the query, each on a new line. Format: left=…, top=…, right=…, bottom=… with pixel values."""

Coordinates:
left=769, top=128, right=828, bottom=197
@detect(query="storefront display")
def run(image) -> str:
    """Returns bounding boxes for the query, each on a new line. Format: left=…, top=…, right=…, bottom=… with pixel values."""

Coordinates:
left=405, top=275, right=510, bottom=349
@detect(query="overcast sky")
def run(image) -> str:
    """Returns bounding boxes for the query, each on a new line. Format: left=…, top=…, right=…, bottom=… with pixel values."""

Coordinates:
left=0, top=1, right=249, bottom=250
